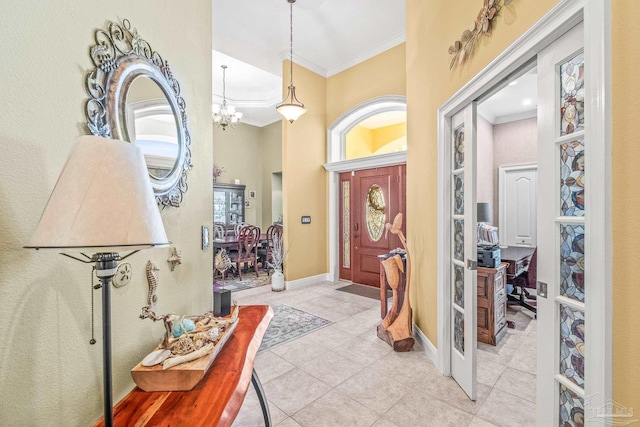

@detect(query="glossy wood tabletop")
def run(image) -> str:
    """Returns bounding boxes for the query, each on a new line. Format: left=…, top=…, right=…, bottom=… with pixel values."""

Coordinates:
left=94, top=305, right=274, bottom=427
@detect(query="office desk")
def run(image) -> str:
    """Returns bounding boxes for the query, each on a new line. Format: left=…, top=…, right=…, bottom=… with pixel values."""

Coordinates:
left=500, top=246, right=535, bottom=284
left=94, top=305, right=274, bottom=427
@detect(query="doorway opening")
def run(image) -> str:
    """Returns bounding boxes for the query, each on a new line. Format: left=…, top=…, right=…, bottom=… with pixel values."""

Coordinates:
left=475, top=63, right=538, bottom=418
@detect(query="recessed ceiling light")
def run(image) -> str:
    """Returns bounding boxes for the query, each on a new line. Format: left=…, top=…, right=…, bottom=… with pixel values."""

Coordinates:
left=522, top=98, right=532, bottom=106
left=509, top=80, right=518, bottom=86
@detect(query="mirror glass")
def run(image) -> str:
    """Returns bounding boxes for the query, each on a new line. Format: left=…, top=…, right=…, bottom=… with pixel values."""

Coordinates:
left=85, top=19, right=192, bottom=208
left=126, top=77, right=180, bottom=180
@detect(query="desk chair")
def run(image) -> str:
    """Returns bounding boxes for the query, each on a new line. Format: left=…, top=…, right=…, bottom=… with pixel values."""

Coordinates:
left=507, top=247, right=537, bottom=316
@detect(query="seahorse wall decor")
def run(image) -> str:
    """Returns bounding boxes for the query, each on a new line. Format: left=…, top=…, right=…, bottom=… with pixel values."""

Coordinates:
left=377, top=213, right=415, bottom=352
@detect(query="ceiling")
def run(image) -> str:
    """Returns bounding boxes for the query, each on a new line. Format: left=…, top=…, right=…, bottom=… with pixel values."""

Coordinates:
left=211, top=0, right=536, bottom=128
left=478, top=68, right=537, bottom=124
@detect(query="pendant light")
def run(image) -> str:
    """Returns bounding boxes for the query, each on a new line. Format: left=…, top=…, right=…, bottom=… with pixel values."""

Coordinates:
left=276, top=0, right=307, bottom=123
left=213, top=65, right=243, bottom=131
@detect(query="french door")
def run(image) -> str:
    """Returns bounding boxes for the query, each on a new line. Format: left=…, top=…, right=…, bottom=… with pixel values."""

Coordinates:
left=449, top=103, right=478, bottom=400
left=339, top=165, right=406, bottom=286
left=537, top=22, right=587, bottom=426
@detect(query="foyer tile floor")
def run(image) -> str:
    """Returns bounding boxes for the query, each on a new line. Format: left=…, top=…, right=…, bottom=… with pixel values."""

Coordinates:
left=232, top=281, right=537, bottom=427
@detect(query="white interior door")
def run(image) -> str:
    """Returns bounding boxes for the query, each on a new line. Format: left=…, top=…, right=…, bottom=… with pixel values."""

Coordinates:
left=450, top=103, right=477, bottom=400
left=499, top=164, right=538, bottom=247
left=537, top=22, right=586, bottom=426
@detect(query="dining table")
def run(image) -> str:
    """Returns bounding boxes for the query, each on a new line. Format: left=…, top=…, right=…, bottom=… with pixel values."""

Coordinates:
left=213, top=233, right=268, bottom=252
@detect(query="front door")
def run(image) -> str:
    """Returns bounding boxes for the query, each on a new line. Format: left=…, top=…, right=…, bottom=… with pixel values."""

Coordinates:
left=339, top=165, right=406, bottom=286
left=537, top=22, right=586, bottom=426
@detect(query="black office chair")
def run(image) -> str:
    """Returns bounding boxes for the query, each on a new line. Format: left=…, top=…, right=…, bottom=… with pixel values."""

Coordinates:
left=507, top=247, right=537, bottom=316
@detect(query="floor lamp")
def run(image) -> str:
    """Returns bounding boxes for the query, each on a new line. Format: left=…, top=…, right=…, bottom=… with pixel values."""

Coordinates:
left=25, top=135, right=169, bottom=426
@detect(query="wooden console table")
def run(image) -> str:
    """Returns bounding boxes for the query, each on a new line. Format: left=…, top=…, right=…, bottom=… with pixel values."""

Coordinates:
left=94, top=305, right=274, bottom=427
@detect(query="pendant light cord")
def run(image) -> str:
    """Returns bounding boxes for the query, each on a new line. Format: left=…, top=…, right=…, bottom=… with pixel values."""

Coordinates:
left=289, top=0, right=294, bottom=87
left=222, top=65, right=227, bottom=105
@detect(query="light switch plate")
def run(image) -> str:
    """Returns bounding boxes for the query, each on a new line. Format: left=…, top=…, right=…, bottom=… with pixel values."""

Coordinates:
left=202, top=226, right=210, bottom=250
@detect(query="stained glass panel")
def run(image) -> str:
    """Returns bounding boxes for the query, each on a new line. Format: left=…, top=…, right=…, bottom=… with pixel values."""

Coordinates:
left=365, top=184, right=385, bottom=242
left=560, top=53, right=585, bottom=136
left=560, top=224, right=585, bottom=302
left=454, top=265, right=464, bottom=308
left=454, top=309, right=464, bottom=355
left=560, top=305, right=585, bottom=387
left=453, top=219, right=464, bottom=261
left=342, top=181, right=350, bottom=268
left=453, top=173, right=464, bottom=215
left=559, top=385, right=584, bottom=426
left=453, top=125, right=465, bottom=170
left=560, top=138, right=585, bottom=217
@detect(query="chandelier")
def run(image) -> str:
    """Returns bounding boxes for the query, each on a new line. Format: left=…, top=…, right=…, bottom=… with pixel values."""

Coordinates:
left=213, top=65, right=243, bottom=131
left=276, top=0, right=306, bottom=123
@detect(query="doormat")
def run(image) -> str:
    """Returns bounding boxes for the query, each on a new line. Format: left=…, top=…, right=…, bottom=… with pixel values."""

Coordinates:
left=335, top=283, right=391, bottom=300
left=259, top=305, right=331, bottom=352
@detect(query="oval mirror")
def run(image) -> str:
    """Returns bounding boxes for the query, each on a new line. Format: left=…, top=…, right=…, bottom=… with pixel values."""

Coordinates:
left=85, top=19, right=191, bottom=208
left=125, top=77, right=180, bottom=180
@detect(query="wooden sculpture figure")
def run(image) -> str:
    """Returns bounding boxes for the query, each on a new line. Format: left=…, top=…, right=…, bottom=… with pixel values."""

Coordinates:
left=377, top=213, right=415, bottom=352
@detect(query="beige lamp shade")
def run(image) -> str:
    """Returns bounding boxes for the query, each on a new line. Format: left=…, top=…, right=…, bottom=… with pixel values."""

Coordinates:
left=26, top=135, right=169, bottom=251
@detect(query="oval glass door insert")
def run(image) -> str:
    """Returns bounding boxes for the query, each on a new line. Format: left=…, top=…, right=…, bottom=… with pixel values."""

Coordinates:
left=366, top=184, right=386, bottom=241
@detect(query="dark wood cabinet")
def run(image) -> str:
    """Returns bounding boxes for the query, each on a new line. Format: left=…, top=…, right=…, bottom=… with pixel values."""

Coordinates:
left=213, top=183, right=245, bottom=230
left=477, top=262, right=508, bottom=346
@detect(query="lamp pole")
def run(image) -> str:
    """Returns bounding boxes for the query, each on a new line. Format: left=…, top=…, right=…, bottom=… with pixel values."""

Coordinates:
left=95, top=253, right=120, bottom=427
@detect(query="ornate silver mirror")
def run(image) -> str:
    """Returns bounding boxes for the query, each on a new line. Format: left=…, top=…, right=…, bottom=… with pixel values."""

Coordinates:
left=85, top=19, right=191, bottom=208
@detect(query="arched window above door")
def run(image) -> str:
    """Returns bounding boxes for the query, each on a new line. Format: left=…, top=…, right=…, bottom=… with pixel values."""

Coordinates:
left=325, top=95, right=407, bottom=169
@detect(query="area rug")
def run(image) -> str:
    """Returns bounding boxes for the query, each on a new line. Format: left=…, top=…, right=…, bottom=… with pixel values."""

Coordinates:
left=214, top=271, right=271, bottom=293
left=259, top=305, right=332, bottom=352
left=336, top=283, right=391, bottom=300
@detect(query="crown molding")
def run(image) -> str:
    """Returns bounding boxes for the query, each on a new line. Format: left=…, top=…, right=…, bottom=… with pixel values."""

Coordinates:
left=326, top=32, right=406, bottom=77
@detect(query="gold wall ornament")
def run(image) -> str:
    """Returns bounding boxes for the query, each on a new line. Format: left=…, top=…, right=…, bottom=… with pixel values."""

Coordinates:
left=448, top=0, right=516, bottom=70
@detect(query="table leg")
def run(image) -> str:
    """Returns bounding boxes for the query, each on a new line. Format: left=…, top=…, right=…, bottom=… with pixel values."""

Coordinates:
left=251, top=368, right=271, bottom=427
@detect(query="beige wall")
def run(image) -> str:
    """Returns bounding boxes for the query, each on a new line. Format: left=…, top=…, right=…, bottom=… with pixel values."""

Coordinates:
left=260, top=121, right=283, bottom=227
left=0, top=1, right=212, bottom=425
left=477, top=115, right=495, bottom=224
left=612, top=0, right=640, bottom=412
left=282, top=61, right=327, bottom=280
left=372, top=122, right=407, bottom=152
left=327, top=43, right=406, bottom=126
left=492, top=117, right=537, bottom=226
left=346, top=125, right=374, bottom=159
left=408, top=0, right=640, bottom=414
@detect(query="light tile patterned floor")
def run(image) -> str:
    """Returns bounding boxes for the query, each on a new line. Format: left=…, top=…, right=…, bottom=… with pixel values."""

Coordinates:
left=232, top=281, right=537, bottom=427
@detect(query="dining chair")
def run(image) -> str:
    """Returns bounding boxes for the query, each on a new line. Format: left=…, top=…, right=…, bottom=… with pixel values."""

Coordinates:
left=213, top=223, right=226, bottom=240
left=258, top=224, right=283, bottom=276
left=230, top=225, right=261, bottom=280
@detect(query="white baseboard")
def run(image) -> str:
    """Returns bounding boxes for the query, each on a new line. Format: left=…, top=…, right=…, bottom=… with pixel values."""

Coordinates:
left=285, top=273, right=331, bottom=290
left=413, top=323, right=439, bottom=367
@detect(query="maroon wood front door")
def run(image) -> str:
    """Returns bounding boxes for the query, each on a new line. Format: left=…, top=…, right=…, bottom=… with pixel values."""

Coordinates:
left=339, top=165, right=406, bottom=286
